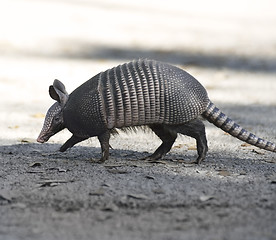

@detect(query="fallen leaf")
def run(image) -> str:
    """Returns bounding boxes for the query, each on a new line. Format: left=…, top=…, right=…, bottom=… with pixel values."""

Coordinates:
left=101, top=183, right=111, bottom=187
left=127, top=193, right=148, bottom=200
left=0, top=193, right=12, bottom=203
left=107, top=169, right=129, bottom=174
left=252, top=149, right=265, bottom=155
left=145, top=175, right=155, bottom=180
left=223, top=132, right=230, bottom=136
left=217, top=170, right=231, bottom=177
left=175, top=216, right=189, bottom=222
left=104, top=164, right=125, bottom=168
left=20, top=138, right=34, bottom=143
left=152, top=188, right=165, bottom=194
left=29, top=162, right=42, bottom=168
left=119, top=153, right=135, bottom=157
left=241, top=143, right=251, bottom=147
left=101, top=202, right=119, bottom=212
left=96, top=213, right=112, bottom=222
left=89, top=188, right=105, bottom=196
left=27, top=170, right=45, bottom=174
left=47, top=167, right=68, bottom=172
left=129, top=163, right=153, bottom=168
left=31, top=113, right=45, bottom=118
left=37, top=179, right=74, bottom=184
left=263, top=159, right=276, bottom=164
left=173, top=144, right=186, bottom=149
left=187, top=145, right=197, bottom=150
left=39, top=182, right=59, bottom=187
left=11, top=203, right=27, bottom=209
left=37, top=179, right=74, bottom=187
left=181, top=163, right=194, bottom=167
left=145, top=159, right=168, bottom=164
left=199, top=195, right=214, bottom=202
left=8, top=125, right=19, bottom=129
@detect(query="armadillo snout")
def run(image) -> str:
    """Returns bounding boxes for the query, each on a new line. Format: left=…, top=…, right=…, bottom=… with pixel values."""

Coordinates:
left=37, top=137, right=45, bottom=143
left=37, top=135, right=47, bottom=143
left=37, top=130, right=52, bottom=143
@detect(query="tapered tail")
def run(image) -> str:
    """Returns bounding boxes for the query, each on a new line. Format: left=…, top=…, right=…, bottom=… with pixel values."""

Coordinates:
left=202, top=101, right=276, bottom=152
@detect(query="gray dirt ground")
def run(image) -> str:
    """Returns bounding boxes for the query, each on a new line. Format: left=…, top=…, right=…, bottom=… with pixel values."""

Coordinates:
left=0, top=1, right=276, bottom=240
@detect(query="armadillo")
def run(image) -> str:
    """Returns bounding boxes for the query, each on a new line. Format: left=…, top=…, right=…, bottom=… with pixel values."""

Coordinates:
left=37, top=59, right=276, bottom=163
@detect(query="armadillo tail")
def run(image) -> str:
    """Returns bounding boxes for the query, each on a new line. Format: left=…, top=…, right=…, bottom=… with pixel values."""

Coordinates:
left=202, top=101, right=276, bottom=153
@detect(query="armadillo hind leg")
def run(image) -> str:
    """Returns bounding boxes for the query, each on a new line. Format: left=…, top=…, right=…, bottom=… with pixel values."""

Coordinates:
left=97, top=131, right=111, bottom=163
left=60, top=135, right=88, bottom=152
left=167, top=119, right=208, bottom=164
left=146, top=124, right=177, bottom=160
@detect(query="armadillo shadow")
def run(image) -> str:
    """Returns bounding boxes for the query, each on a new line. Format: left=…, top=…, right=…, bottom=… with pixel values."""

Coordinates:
left=0, top=142, right=274, bottom=172
left=37, top=43, right=276, bottom=74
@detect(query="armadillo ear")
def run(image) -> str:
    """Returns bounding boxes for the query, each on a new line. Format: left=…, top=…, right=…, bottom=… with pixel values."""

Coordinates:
left=49, top=79, right=69, bottom=107
left=53, top=79, right=68, bottom=95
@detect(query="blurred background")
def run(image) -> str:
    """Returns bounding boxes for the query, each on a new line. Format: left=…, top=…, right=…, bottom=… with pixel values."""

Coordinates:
left=0, top=0, right=276, bottom=146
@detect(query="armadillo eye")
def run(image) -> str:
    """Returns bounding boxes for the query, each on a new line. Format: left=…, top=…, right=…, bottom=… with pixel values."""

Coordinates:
left=54, top=116, right=60, bottom=122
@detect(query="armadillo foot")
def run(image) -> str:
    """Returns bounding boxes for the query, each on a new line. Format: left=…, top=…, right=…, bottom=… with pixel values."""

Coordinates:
left=97, top=131, right=111, bottom=164
left=189, top=155, right=206, bottom=164
left=141, top=154, right=163, bottom=161
left=98, top=156, right=107, bottom=163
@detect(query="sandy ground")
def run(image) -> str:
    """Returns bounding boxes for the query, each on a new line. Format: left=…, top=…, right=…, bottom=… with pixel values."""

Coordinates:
left=0, top=0, right=276, bottom=239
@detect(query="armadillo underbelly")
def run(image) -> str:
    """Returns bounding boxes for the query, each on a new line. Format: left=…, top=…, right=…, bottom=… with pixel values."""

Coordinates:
left=97, top=59, right=209, bottom=129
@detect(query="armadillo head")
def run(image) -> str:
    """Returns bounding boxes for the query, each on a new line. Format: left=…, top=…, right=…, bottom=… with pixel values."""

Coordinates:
left=37, top=79, right=69, bottom=143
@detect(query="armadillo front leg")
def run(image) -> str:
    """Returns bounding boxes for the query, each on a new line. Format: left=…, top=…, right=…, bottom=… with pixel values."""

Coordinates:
left=60, top=135, right=88, bottom=152
left=97, top=131, right=111, bottom=163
